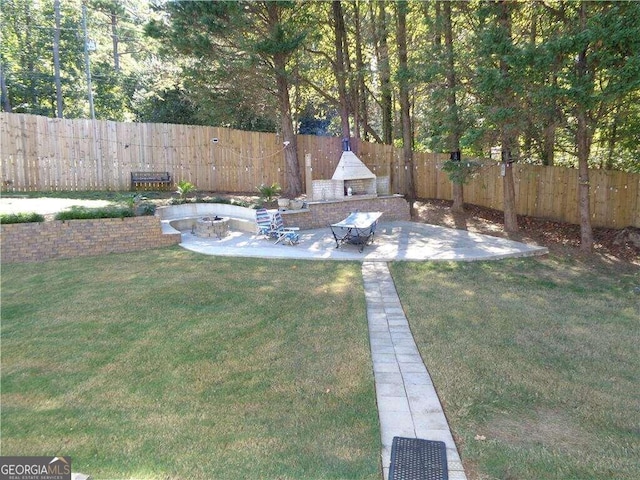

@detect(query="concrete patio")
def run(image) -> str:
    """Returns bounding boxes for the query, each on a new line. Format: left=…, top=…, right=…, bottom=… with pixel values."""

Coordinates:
left=177, top=220, right=548, bottom=261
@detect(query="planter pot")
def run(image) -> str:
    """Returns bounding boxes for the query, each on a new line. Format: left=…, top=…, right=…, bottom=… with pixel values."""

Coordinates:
left=277, top=198, right=290, bottom=208
left=289, top=199, right=304, bottom=210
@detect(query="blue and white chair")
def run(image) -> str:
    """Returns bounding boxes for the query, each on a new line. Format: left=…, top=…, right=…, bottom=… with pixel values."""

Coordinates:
left=272, top=211, right=300, bottom=245
left=255, top=208, right=273, bottom=237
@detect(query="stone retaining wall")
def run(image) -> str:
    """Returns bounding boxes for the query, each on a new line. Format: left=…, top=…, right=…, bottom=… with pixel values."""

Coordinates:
left=281, top=195, right=410, bottom=230
left=1, top=216, right=181, bottom=264
left=156, top=203, right=256, bottom=222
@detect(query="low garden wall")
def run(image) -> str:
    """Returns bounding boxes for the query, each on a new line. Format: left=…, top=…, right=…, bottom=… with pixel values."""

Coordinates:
left=156, top=203, right=256, bottom=235
left=281, top=195, right=410, bottom=230
left=1, top=216, right=181, bottom=264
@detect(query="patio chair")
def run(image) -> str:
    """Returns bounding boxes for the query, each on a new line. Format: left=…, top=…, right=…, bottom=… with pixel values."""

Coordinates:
left=271, top=211, right=300, bottom=245
left=256, top=208, right=273, bottom=237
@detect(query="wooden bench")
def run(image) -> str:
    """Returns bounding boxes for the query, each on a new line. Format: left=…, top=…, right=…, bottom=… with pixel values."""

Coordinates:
left=131, top=172, right=172, bottom=191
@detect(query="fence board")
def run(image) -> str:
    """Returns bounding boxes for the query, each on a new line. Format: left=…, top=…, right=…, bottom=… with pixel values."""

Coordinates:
left=1, top=112, right=638, bottom=228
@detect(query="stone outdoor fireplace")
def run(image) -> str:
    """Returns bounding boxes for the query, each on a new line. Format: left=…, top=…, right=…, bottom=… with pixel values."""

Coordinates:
left=332, top=149, right=377, bottom=196
left=309, top=140, right=387, bottom=201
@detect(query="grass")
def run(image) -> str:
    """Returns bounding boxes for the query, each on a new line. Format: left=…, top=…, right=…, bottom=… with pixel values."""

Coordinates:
left=1, top=249, right=381, bottom=479
left=390, top=257, right=640, bottom=480
left=3, top=189, right=638, bottom=479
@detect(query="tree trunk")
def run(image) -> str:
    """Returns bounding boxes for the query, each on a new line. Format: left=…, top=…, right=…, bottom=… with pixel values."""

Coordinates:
left=23, top=2, right=38, bottom=110
left=542, top=67, right=559, bottom=166
left=261, top=2, right=302, bottom=198
left=542, top=119, right=556, bottom=166
left=354, top=0, right=369, bottom=141
left=605, top=103, right=619, bottom=170
left=443, top=1, right=463, bottom=212
left=576, top=1, right=594, bottom=252
left=396, top=1, right=415, bottom=215
left=112, top=11, right=120, bottom=73
left=372, top=0, right=393, bottom=144
left=0, top=60, right=11, bottom=113
left=53, top=0, right=63, bottom=118
left=332, top=1, right=351, bottom=141
left=577, top=110, right=594, bottom=252
left=274, top=53, right=302, bottom=198
left=498, top=1, right=518, bottom=233
left=502, top=160, right=518, bottom=231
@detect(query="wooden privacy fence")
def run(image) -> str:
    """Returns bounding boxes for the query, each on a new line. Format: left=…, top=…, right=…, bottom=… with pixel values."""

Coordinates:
left=0, top=113, right=288, bottom=193
left=1, top=112, right=638, bottom=228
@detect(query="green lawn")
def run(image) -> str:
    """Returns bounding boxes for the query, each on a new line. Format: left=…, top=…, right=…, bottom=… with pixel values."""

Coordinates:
left=3, top=240, right=639, bottom=480
left=1, top=249, right=381, bottom=479
left=390, top=257, right=640, bottom=480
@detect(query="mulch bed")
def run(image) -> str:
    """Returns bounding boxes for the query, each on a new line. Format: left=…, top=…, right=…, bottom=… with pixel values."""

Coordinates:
left=413, top=198, right=639, bottom=266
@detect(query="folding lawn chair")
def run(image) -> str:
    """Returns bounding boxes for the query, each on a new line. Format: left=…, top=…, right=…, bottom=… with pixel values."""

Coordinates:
left=256, top=208, right=274, bottom=237
left=272, top=211, right=300, bottom=245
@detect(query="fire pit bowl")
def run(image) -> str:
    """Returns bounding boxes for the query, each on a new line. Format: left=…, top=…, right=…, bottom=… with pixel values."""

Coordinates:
left=194, top=216, right=229, bottom=239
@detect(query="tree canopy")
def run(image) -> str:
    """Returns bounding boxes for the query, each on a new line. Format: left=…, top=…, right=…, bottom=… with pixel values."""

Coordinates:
left=2, top=0, right=638, bottom=174
left=4, top=0, right=638, bottom=248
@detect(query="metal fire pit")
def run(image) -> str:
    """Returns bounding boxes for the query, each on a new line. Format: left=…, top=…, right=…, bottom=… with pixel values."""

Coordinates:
left=194, top=216, right=229, bottom=239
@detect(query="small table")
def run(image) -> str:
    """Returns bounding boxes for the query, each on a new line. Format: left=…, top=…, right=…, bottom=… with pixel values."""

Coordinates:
left=330, top=211, right=382, bottom=252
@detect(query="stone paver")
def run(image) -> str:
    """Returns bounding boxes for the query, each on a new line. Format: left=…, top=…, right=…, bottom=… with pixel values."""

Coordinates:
left=362, top=261, right=467, bottom=480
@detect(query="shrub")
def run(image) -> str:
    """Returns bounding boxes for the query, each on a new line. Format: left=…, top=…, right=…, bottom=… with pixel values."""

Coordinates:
left=176, top=180, right=196, bottom=199
left=197, top=196, right=253, bottom=208
left=54, top=206, right=134, bottom=221
left=169, top=197, right=195, bottom=205
left=136, top=203, right=157, bottom=216
left=256, top=183, right=281, bottom=203
left=0, top=212, right=45, bottom=224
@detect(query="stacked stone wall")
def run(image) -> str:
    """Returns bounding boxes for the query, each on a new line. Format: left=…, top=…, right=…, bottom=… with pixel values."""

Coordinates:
left=1, top=216, right=181, bottom=264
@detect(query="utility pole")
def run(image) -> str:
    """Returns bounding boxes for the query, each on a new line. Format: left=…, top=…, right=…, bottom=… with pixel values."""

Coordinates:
left=53, top=0, right=63, bottom=117
left=82, top=2, right=95, bottom=119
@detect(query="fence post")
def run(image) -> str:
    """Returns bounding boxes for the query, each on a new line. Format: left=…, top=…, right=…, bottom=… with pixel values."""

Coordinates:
left=305, top=153, right=313, bottom=199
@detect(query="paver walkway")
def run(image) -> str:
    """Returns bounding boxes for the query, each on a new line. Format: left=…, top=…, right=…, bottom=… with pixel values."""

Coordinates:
left=362, top=261, right=467, bottom=480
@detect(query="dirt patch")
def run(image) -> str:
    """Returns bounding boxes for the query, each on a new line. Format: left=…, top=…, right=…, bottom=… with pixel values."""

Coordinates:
left=483, top=408, right=591, bottom=456
left=414, top=199, right=639, bottom=267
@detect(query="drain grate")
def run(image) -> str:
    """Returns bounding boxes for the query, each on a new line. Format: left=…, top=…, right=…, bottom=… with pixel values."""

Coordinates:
left=388, top=437, right=448, bottom=480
